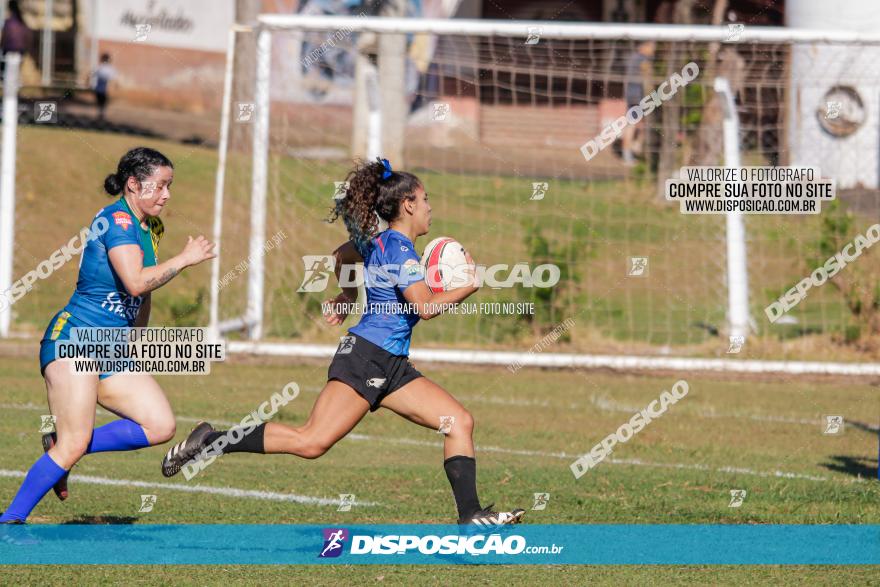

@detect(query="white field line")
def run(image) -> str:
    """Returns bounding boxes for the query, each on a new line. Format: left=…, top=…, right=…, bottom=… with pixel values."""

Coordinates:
left=0, top=401, right=847, bottom=484
left=0, top=470, right=377, bottom=506
left=587, top=395, right=825, bottom=426
left=344, top=433, right=834, bottom=483
left=0, top=403, right=243, bottom=428
left=299, top=385, right=827, bottom=426
left=226, top=340, right=880, bottom=376
left=0, top=395, right=846, bottom=449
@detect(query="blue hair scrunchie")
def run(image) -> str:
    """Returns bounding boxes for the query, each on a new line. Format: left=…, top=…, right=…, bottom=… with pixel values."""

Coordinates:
left=380, top=158, right=393, bottom=181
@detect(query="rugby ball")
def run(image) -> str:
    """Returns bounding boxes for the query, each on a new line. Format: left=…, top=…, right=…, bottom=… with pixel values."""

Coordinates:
left=421, top=237, right=473, bottom=292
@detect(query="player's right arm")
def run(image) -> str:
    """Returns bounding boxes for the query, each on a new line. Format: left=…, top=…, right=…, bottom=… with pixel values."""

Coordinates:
left=402, top=278, right=480, bottom=321
left=109, top=236, right=215, bottom=297
left=402, top=251, right=480, bottom=321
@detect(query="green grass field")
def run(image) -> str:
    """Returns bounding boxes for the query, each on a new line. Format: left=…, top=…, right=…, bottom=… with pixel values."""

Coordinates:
left=0, top=348, right=877, bottom=582
left=3, top=126, right=880, bottom=583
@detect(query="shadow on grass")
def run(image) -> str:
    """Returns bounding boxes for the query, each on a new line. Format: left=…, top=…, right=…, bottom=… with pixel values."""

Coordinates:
left=61, top=516, right=139, bottom=525
left=820, top=455, right=878, bottom=480
left=847, top=420, right=880, bottom=435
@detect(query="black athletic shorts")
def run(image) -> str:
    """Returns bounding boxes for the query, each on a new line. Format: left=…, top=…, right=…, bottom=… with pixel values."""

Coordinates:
left=327, top=332, right=423, bottom=411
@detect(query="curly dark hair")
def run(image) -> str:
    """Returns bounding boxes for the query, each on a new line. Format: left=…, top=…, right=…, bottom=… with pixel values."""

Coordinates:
left=328, top=157, right=422, bottom=257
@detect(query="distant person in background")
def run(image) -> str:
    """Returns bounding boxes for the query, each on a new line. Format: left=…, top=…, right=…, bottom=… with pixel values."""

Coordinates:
left=92, top=53, right=116, bottom=121
left=0, top=0, right=31, bottom=79
left=621, top=41, right=655, bottom=166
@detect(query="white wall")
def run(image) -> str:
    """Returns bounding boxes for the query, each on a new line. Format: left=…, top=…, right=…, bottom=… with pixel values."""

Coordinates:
left=787, top=0, right=880, bottom=188
left=95, top=0, right=234, bottom=52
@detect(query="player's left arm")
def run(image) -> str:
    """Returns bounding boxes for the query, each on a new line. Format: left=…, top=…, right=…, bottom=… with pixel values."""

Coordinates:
left=323, top=240, right=363, bottom=325
left=134, top=293, right=151, bottom=327
left=333, top=240, right=362, bottom=303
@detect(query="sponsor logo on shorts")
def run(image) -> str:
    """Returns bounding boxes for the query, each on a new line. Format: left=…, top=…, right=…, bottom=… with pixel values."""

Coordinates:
left=337, top=335, right=355, bottom=354
left=319, top=528, right=348, bottom=558
left=366, top=377, right=386, bottom=388
left=113, top=211, right=133, bottom=231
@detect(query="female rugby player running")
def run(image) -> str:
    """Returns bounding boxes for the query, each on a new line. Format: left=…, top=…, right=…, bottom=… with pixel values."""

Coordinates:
left=163, top=158, right=525, bottom=526
left=0, top=147, right=215, bottom=524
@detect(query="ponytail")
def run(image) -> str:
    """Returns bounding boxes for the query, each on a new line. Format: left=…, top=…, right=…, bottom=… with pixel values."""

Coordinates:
left=327, top=157, right=422, bottom=257
left=103, top=173, right=124, bottom=196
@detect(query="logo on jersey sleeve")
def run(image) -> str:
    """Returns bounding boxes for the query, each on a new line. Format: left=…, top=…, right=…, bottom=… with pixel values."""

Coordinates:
left=403, top=258, right=423, bottom=276
left=112, top=211, right=133, bottom=231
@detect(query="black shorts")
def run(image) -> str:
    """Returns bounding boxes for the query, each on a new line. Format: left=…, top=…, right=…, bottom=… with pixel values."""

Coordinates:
left=328, top=333, right=423, bottom=411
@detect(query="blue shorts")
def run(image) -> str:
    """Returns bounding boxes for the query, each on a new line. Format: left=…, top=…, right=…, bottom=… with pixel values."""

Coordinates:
left=39, top=310, right=119, bottom=380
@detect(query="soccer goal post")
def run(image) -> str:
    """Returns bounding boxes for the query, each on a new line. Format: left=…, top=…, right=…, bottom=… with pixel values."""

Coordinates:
left=0, top=52, right=21, bottom=339
left=209, top=15, right=880, bottom=376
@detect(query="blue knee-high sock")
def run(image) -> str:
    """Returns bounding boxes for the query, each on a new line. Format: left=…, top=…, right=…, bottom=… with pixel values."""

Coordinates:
left=86, top=419, right=150, bottom=454
left=0, top=453, right=67, bottom=522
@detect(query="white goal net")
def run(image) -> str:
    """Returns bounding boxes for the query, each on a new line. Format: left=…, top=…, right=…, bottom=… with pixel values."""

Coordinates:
left=210, top=16, right=880, bottom=374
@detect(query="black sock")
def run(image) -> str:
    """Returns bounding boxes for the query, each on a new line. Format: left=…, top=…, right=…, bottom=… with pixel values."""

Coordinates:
left=444, top=455, right=481, bottom=520
left=205, top=423, right=266, bottom=454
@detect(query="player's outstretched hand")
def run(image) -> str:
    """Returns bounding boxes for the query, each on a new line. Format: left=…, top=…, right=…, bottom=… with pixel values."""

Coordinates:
left=323, top=292, right=353, bottom=325
left=181, top=235, right=217, bottom=267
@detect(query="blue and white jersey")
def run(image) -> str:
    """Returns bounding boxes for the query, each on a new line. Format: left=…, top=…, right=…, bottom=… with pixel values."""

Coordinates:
left=348, top=229, right=424, bottom=355
left=62, top=198, right=161, bottom=327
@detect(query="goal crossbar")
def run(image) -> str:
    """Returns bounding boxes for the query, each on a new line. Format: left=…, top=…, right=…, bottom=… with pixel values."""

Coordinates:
left=256, top=14, right=880, bottom=45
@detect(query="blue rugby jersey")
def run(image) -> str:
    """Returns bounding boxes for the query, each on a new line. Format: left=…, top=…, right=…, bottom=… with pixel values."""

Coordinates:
left=348, top=229, right=424, bottom=355
left=62, top=198, right=162, bottom=327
